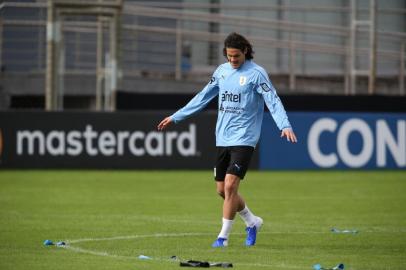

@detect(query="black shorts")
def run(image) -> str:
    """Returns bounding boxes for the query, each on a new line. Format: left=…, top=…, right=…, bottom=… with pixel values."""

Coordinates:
left=214, top=146, right=255, bottom=181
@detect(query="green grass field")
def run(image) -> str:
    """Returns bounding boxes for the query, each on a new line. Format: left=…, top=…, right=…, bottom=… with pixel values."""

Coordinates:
left=0, top=170, right=405, bottom=270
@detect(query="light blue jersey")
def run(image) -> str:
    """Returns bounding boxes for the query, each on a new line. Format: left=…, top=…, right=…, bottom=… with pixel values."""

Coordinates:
left=171, top=60, right=292, bottom=147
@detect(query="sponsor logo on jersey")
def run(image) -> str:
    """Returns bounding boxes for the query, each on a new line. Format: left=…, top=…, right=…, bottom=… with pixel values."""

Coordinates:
left=239, top=76, right=247, bottom=86
left=221, top=91, right=241, bottom=103
left=260, top=83, right=271, bottom=92
left=209, top=77, right=216, bottom=84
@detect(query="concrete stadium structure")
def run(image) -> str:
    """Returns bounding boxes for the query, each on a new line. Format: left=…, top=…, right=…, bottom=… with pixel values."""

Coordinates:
left=0, top=0, right=405, bottom=110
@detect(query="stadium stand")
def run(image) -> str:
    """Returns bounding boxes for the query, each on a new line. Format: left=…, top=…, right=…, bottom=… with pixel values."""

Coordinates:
left=0, top=0, right=405, bottom=110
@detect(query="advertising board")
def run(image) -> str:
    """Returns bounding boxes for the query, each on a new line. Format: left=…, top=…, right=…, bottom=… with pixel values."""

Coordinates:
left=260, top=112, right=406, bottom=169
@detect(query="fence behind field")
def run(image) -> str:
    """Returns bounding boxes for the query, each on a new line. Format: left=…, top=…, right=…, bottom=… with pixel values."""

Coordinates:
left=0, top=1, right=405, bottom=110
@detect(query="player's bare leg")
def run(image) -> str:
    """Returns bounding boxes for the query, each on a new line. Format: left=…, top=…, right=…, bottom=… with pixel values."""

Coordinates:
left=223, top=174, right=245, bottom=219
left=213, top=174, right=262, bottom=247
left=212, top=175, right=241, bottom=247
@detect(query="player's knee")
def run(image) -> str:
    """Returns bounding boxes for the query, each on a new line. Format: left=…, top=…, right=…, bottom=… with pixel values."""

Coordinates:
left=224, top=184, right=237, bottom=195
left=224, top=177, right=239, bottom=196
left=217, top=189, right=225, bottom=199
left=216, top=182, right=225, bottom=198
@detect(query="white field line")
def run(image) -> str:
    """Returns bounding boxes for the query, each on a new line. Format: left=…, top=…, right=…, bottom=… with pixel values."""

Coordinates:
left=67, top=232, right=215, bottom=244
left=64, top=243, right=303, bottom=269
left=66, top=227, right=404, bottom=245
left=63, top=245, right=133, bottom=260
left=62, top=232, right=319, bottom=269
left=63, top=229, right=405, bottom=269
left=66, top=230, right=334, bottom=244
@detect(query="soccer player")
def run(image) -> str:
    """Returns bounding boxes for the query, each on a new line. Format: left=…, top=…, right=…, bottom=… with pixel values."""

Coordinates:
left=157, top=32, right=297, bottom=247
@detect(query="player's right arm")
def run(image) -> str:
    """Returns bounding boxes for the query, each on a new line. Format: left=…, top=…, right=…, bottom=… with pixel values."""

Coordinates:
left=157, top=67, right=221, bottom=130
left=157, top=116, right=173, bottom=131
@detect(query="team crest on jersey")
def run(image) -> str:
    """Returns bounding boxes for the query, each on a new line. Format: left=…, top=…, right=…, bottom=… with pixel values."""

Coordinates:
left=260, top=83, right=271, bottom=92
left=239, top=76, right=247, bottom=86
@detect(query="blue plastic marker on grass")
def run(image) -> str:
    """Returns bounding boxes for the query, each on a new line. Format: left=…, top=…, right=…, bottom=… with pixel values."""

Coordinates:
left=138, top=255, right=152, bottom=260
left=313, top=263, right=322, bottom=270
left=43, top=240, right=54, bottom=246
left=331, top=227, right=358, bottom=234
left=333, top=264, right=345, bottom=270
left=56, top=241, right=66, bottom=247
left=313, top=263, right=344, bottom=270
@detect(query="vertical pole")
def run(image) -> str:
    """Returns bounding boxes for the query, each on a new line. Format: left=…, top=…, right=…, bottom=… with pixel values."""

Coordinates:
left=276, top=0, right=284, bottom=70
left=104, top=52, right=110, bottom=110
left=57, top=17, right=65, bottom=110
left=368, top=0, right=376, bottom=95
left=53, top=16, right=61, bottom=110
left=96, top=17, right=104, bottom=111
left=208, top=0, right=219, bottom=66
left=349, top=0, right=356, bottom=95
left=175, top=19, right=182, bottom=81
left=400, top=43, right=405, bottom=96
left=109, top=15, right=118, bottom=111
left=0, top=18, right=3, bottom=73
left=46, top=0, right=56, bottom=110
left=38, top=7, right=43, bottom=70
left=289, top=42, right=296, bottom=91
left=344, top=2, right=350, bottom=95
left=115, top=3, right=123, bottom=110
left=344, top=43, right=350, bottom=95
left=75, top=32, right=80, bottom=69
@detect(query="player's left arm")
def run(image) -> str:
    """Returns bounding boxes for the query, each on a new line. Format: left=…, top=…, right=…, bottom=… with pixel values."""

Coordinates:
left=255, top=71, right=297, bottom=143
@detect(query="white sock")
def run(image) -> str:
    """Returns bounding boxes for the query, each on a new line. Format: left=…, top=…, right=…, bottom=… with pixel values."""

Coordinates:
left=218, top=218, right=234, bottom=239
left=238, top=205, right=257, bottom=227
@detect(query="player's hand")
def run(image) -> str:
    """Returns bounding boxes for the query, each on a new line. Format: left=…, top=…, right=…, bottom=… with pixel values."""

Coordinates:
left=157, top=117, right=173, bottom=131
left=281, top=128, right=297, bottom=143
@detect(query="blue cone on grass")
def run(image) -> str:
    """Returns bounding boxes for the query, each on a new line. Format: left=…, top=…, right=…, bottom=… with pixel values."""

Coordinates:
left=43, top=240, right=54, bottom=246
left=313, top=263, right=344, bottom=270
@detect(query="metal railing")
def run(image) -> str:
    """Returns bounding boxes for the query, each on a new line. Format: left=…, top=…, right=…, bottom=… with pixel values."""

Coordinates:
left=0, top=0, right=405, bottom=99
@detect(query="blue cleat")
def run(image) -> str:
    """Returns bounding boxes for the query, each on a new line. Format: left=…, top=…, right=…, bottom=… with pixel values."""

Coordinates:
left=212, top=237, right=228, bottom=247
left=245, top=217, right=263, bottom=246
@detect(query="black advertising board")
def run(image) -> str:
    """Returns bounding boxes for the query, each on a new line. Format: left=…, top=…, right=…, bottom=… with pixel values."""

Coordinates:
left=0, top=111, right=224, bottom=169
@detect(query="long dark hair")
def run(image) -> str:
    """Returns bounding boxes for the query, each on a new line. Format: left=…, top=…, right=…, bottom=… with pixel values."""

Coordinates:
left=222, top=32, right=254, bottom=60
